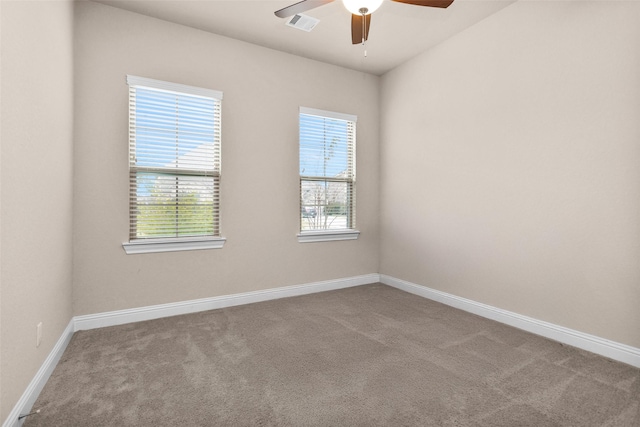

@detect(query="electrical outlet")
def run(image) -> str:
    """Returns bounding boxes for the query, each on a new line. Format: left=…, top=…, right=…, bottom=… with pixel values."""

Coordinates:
left=36, top=322, right=43, bottom=348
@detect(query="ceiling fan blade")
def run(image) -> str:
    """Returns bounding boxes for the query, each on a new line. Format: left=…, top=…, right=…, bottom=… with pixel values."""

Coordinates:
left=391, top=0, right=454, bottom=8
left=275, top=0, right=335, bottom=18
left=351, top=13, right=371, bottom=44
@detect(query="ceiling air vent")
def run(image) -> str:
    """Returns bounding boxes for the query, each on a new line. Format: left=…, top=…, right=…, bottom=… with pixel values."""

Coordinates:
left=286, top=14, right=319, bottom=32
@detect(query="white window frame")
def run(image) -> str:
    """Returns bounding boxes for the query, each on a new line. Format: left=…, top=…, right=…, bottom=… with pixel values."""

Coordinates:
left=298, top=106, right=360, bottom=243
left=122, top=76, right=225, bottom=254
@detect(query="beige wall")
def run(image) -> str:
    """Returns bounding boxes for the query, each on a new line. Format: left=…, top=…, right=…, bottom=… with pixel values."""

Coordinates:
left=0, top=0, right=75, bottom=420
left=380, top=1, right=640, bottom=348
left=72, top=2, right=380, bottom=316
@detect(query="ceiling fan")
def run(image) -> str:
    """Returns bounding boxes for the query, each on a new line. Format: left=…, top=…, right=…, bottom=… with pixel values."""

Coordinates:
left=275, top=0, right=454, bottom=45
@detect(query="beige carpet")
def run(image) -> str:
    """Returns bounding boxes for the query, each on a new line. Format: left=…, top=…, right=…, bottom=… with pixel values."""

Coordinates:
left=24, top=284, right=639, bottom=426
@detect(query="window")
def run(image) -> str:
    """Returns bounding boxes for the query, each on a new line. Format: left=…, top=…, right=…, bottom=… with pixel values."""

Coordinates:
left=123, top=76, right=225, bottom=254
left=298, top=107, right=359, bottom=243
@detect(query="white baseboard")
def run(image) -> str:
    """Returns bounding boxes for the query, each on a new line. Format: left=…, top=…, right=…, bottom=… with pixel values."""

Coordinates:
left=74, top=274, right=380, bottom=331
left=2, top=320, right=75, bottom=427
left=7, top=272, right=639, bottom=427
left=380, top=274, right=640, bottom=369
left=3, top=274, right=380, bottom=427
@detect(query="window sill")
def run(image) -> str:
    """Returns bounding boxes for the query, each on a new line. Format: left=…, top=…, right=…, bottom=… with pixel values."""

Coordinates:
left=297, top=230, right=360, bottom=243
left=123, top=237, right=226, bottom=254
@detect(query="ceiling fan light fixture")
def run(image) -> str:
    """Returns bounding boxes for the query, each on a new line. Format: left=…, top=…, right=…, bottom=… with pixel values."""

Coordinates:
left=342, top=0, right=383, bottom=15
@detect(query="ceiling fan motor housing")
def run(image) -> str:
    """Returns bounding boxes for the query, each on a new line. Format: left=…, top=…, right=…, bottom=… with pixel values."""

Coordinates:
left=342, top=0, right=384, bottom=15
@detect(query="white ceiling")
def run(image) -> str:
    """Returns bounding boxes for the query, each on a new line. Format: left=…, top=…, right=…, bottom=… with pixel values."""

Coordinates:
left=92, top=0, right=514, bottom=75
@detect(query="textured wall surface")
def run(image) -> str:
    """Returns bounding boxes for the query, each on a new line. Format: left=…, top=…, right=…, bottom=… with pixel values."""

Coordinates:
left=72, top=2, right=380, bottom=316
left=380, top=1, right=640, bottom=348
left=1, top=0, right=74, bottom=421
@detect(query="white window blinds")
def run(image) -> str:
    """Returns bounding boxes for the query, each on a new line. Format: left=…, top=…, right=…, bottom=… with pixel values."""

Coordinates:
left=127, top=76, right=222, bottom=241
left=299, top=107, right=356, bottom=232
